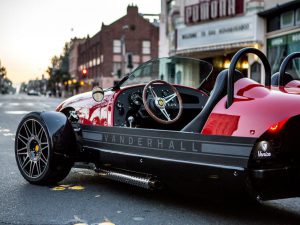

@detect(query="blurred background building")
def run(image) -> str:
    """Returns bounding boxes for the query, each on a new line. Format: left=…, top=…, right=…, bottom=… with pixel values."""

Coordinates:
left=74, top=5, right=159, bottom=91
left=160, top=0, right=300, bottom=85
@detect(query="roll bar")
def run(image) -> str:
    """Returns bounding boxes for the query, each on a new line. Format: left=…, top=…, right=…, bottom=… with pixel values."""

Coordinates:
left=279, top=52, right=300, bottom=86
left=227, top=48, right=271, bottom=108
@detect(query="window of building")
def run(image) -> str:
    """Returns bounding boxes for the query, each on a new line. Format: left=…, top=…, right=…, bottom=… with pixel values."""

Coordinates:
left=267, top=32, right=300, bottom=75
left=296, top=8, right=300, bottom=25
left=281, top=10, right=294, bottom=29
left=267, top=15, right=280, bottom=32
left=97, top=57, right=101, bottom=65
left=113, top=40, right=121, bottom=53
left=142, top=41, right=151, bottom=54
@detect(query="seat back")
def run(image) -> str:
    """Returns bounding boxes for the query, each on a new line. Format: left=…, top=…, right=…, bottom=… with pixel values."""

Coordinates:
left=271, top=72, right=294, bottom=87
left=182, top=69, right=244, bottom=133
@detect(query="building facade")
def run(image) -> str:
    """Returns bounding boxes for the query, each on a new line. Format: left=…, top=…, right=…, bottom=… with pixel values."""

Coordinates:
left=160, top=0, right=299, bottom=85
left=77, top=5, right=159, bottom=90
left=259, top=0, right=300, bottom=76
left=69, top=38, right=86, bottom=80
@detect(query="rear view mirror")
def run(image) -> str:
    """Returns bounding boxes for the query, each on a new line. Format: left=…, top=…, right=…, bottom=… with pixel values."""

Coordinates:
left=92, top=87, right=104, bottom=102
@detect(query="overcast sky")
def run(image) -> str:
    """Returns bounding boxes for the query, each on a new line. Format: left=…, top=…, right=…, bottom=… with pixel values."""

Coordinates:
left=0, top=0, right=161, bottom=84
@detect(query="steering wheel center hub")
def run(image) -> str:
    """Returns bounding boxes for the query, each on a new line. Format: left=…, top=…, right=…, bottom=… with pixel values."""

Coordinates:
left=155, top=98, right=166, bottom=109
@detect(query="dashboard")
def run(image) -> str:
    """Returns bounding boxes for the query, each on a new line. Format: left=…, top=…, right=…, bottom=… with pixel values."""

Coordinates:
left=113, top=85, right=208, bottom=130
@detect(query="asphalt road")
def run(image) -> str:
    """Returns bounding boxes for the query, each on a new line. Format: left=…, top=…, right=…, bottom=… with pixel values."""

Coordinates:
left=1, top=94, right=300, bottom=225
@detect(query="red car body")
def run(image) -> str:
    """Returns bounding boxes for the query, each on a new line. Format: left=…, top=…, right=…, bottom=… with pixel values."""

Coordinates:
left=15, top=48, right=300, bottom=201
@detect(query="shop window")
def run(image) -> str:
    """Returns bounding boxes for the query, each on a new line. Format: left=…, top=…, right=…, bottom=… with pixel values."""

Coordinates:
left=267, top=15, right=280, bottom=32
left=296, top=8, right=300, bottom=25
left=281, top=11, right=294, bottom=29
left=267, top=32, right=300, bottom=75
left=113, top=40, right=121, bottom=53
left=142, top=41, right=151, bottom=54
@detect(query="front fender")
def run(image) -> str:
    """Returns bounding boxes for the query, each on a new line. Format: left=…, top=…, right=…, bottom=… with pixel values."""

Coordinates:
left=39, top=111, right=78, bottom=159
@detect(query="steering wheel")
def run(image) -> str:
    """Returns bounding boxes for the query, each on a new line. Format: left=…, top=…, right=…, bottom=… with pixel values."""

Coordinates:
left=142, top=80, right=183, bottom=124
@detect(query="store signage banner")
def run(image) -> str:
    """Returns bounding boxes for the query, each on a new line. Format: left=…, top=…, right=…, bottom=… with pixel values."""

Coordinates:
left=177, top=16, right=255, bottom=50
left=185, top=0, right=244, bottom=25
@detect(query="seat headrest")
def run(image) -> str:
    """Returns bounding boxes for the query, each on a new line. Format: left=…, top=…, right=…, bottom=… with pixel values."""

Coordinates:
left=271, top=72, right=294, bottom=87
left=210, top=69, right=244, bottom=95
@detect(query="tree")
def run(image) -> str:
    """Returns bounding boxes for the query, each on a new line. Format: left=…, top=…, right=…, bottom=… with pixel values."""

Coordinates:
left=47, top=41, right=72, bottom=96
left=0, top=65, right=8, bottom=94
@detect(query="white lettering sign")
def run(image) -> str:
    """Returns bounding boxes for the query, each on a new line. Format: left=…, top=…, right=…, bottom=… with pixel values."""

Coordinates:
left=185, top=0, right=243, bottom=24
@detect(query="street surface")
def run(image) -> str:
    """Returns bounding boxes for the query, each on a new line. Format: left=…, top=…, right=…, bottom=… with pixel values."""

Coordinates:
left=0, top=94, right=300, bottom=225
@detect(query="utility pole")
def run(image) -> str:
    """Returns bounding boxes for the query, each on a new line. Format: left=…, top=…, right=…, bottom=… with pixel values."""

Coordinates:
left=121, top=25, right=129, bottom=76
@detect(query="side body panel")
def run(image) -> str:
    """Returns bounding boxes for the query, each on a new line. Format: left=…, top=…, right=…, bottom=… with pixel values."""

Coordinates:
left=202, top=78, right=300, bottom=137
left=56, top=91, right=118, bottom=126
left=56, top=84, right=207, bottom=128
left=272, top=80, right=300, bottom=94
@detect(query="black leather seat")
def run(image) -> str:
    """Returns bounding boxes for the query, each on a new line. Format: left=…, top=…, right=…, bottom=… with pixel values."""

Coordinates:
left=182, top=69, right=244, bottom=133
left=271, top=72, right=294, bottom=87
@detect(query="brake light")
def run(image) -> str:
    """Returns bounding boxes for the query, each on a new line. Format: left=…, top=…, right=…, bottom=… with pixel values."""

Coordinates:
left=268, top=118, right=289, bottom=133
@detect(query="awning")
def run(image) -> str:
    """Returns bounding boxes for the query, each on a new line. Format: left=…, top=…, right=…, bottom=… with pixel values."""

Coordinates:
left=258, top=0, right=300, bottom=17
left=172, top=41, right=260, bottom=58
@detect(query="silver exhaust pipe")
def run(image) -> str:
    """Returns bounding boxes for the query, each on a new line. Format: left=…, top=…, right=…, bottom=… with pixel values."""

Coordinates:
left=96, top=168, right=159, bottom=189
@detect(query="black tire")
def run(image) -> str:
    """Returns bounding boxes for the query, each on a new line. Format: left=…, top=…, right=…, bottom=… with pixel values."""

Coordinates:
left=15, top=112, right=72, bottom=185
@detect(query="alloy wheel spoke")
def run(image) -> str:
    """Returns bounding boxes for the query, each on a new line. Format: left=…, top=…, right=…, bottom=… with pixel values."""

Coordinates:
left=36, top=160, right=41, bottom=175
left=18, top=135, right=28, bottom=146
left=41, top=145, right=48, bottom=151
left=17, top=146, right=27, bottom=153
left=40, top=152, right=47, bottom=165
left=17, top=152, right=28, bottom=156
left=37, top=127, right=43, bottom=140
left=29, top=161, right=35, bottom=177
left=24, top=122, right=32, bottom=137
left=32, top=120, right=37, bottom=136
left=21, top=156, right=30, bottom=169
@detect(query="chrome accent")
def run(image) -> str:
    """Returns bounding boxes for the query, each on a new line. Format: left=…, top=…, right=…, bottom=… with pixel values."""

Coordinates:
left=96, top=168, right=158, bottom=189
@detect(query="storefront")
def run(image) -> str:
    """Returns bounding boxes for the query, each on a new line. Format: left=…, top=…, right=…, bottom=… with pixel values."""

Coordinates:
left=160, top=0, right=266, bottom=86
left=259, top=1, right=300, bottom=78
left=176, top=13, right=261, bottom=77
left=267, top=32, right=300, bottom=76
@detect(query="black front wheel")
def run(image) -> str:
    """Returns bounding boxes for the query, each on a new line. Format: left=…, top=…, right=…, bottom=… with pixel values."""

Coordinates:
left=15, top=113, right=72, bottom=185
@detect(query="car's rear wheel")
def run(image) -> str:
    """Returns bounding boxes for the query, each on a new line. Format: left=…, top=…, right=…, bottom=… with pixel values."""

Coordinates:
left=15, top=113, right=72, bottom=185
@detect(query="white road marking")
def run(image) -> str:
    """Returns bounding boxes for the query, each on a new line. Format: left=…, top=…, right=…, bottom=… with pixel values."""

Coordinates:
left=3, top=133, right=14, bottom=137
left=9, top=103, right=20, bottom=106
left=5, top=111, right=30, bottom=115
left=0, top=129, right=10, bottom=132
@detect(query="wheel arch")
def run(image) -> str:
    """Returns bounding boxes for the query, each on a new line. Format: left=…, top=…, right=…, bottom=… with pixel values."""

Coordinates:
left=38, top=111, right=78, bottom=159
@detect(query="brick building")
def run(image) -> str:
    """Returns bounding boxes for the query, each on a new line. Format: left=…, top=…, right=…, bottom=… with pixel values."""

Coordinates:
left=69, top=38, right=86, bottom=80
left=77, top=5, right=159, bottom=89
